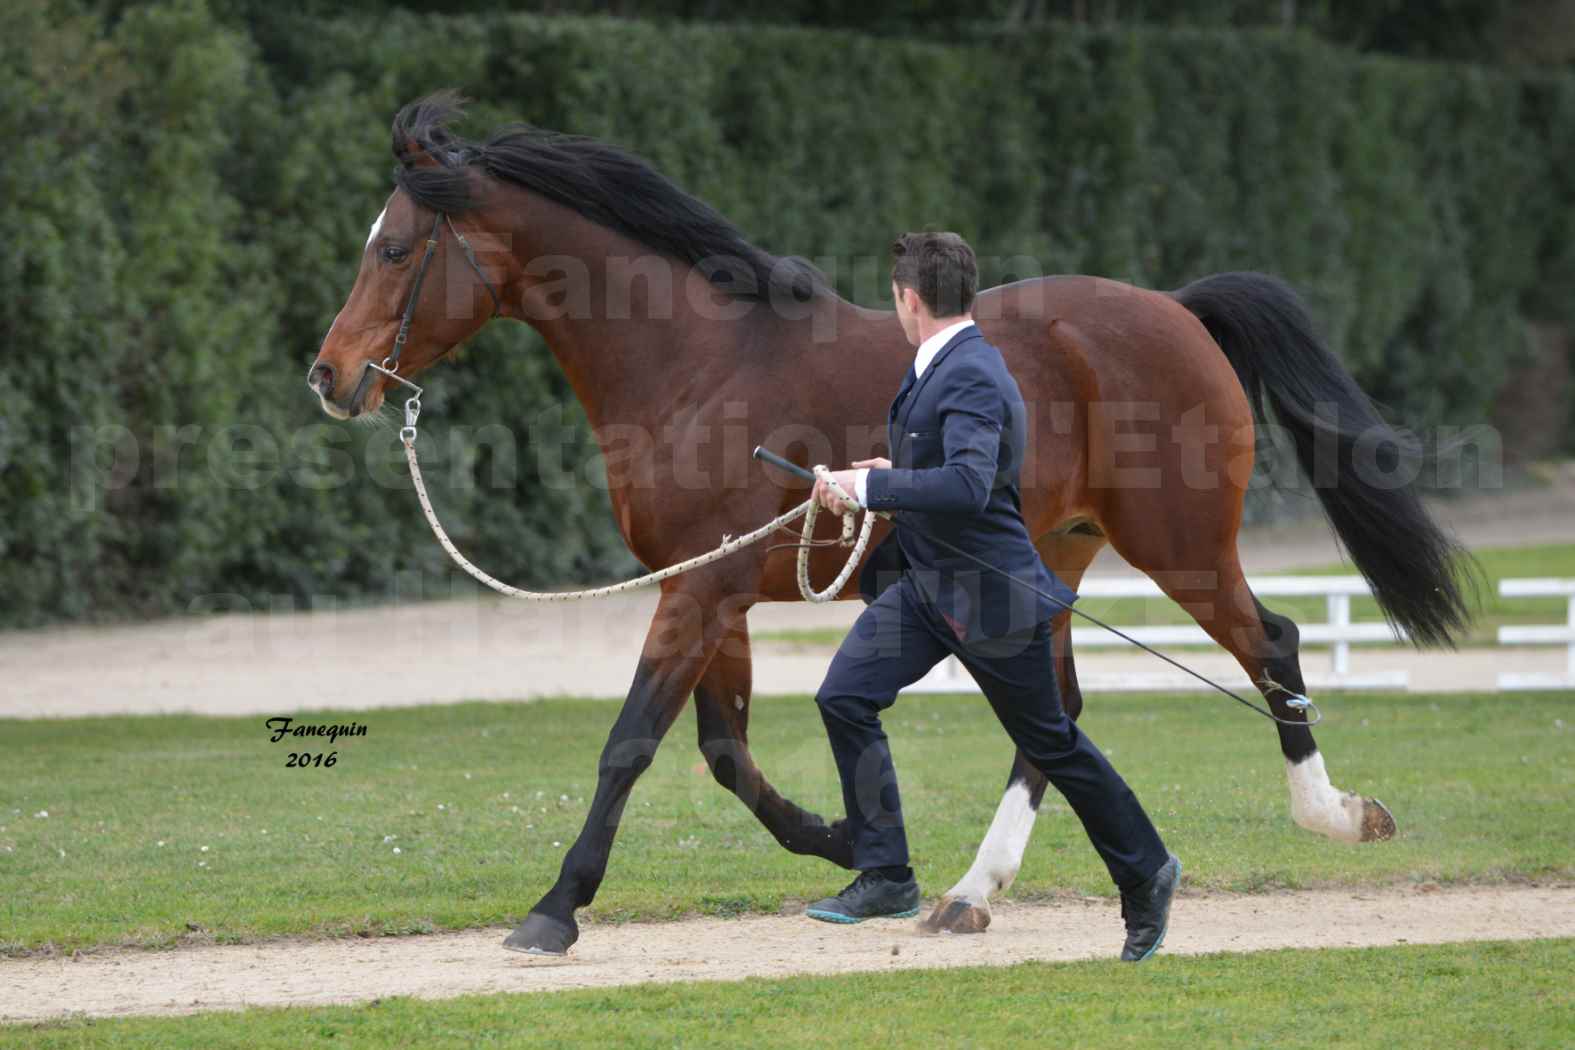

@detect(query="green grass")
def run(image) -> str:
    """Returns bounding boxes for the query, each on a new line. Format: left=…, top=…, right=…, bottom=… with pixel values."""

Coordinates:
left=2, top=691, right=1571, bottom=955
left=6, top=939, right=1572, bottom=1048
left=755, top=542, right=1575, bottom=649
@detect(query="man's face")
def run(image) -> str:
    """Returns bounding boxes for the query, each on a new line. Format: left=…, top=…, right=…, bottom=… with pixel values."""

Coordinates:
left=892, top=280, right=922, bottom=347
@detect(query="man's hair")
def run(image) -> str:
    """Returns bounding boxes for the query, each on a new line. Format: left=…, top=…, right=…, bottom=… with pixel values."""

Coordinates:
left=890, top=231, right=978, bottom=317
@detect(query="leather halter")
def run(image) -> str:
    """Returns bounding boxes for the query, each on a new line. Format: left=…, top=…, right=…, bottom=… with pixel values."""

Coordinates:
left=359, top=211, right=503, bottom=405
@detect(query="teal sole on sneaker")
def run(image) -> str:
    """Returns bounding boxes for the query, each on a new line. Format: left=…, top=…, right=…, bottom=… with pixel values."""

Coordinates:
left=1131, top=856, right=1181, bottom=962
left=1133, top=926, right=1167, bottom=961
left=805, top=907, right=920, bottom=924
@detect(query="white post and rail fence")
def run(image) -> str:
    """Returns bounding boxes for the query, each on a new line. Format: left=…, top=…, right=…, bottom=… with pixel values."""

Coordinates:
left=908, top=576, right=1575, bottom=694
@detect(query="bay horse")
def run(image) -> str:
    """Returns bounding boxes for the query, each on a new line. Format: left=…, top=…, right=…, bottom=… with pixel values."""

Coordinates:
left=308, top=94, right=1472, bottom=954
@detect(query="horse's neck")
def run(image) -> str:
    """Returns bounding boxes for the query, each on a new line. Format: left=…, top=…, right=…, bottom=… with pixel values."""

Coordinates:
left=515, top=277, right=740, bottom=433
left=496, top=218, right=716, bottom=428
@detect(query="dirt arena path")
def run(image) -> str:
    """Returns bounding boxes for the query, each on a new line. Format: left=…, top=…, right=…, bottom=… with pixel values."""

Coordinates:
left=4, top=885, right=1571, bottom=1022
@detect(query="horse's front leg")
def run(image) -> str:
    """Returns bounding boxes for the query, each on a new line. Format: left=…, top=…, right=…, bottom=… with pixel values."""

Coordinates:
left=695, top=615, right=855, bottom=867
left=503, top=577, right=733, bottom=955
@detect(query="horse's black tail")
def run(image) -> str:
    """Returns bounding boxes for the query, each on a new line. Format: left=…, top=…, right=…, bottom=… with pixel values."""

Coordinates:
left=1173, top=271, right=1476, bottom=648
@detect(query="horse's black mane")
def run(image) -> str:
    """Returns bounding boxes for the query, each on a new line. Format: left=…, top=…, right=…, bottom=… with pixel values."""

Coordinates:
left=391, top=91, right=827, bottom=303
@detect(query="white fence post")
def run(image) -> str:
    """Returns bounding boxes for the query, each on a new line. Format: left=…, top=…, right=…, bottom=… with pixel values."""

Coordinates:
left=1328, top=591, right=1351, bottom=677
left=1567, top=593, right=1574, bottom=681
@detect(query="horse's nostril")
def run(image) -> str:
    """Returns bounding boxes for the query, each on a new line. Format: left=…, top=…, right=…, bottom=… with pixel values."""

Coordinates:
left=308, top=363, right=335, bottom=396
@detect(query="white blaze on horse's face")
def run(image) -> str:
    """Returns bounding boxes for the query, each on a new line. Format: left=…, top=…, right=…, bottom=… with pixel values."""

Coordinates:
left=366, top=206, right=388, bottom=249
left=308, top=200, right=397, bottom=421
left=321, top=202, right=391, bottom=347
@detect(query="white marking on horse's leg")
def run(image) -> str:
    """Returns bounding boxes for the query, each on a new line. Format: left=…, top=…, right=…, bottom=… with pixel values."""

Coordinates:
left=945, top=779, right=1039, bottom=909
left=1286, top=751, right=1365, bottom=843
left=365, top=205, right=388, bottom=248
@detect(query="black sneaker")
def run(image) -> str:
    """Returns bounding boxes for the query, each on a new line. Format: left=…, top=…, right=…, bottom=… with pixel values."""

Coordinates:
left=1120, top=853, right=1181, bottom=961
left=805, top=870, right=921, bottom=924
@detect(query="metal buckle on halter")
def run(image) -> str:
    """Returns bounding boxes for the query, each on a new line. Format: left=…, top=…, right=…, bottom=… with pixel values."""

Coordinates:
left=366, top=359, right=424, bottom=444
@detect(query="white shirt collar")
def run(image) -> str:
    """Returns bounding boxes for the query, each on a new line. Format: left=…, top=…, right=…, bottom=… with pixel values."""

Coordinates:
left=913, top=318, right=975, bottom=379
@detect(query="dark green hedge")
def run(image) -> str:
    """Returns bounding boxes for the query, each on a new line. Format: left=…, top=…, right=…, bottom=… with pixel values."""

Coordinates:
left=3, top=1, right=1572, bottom=627
left=212, top=0, right=1575, bottom=67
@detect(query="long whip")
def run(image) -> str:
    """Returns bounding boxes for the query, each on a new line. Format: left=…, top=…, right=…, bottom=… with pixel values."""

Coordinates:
left=752, top=445, right=1320, bottom=728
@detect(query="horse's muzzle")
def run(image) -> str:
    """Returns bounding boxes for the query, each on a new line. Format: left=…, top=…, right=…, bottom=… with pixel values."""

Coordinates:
left=307, top=362, right=335, bottom=399
left=306, top=358, right=374, bottom=419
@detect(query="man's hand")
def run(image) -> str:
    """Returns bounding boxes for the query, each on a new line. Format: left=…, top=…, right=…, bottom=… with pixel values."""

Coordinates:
left=813, top=458, right=892, bottom=515
left=814, top=469, right=862, bottom=515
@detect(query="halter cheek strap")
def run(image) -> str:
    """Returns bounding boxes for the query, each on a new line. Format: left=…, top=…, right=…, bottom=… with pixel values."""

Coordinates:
left=384, top=212, right=445, bottom=375
left=381, top=211, right=503, bottom=377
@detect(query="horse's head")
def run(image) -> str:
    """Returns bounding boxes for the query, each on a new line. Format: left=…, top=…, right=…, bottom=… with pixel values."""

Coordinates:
left=308, top=93, right=506, bottom=419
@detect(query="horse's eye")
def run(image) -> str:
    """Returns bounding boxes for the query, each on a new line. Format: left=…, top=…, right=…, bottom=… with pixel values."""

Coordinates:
left=381, top=245, right=409, bottom=264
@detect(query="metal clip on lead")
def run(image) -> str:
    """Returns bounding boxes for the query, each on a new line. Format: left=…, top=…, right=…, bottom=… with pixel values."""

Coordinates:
left=364, top=359, right=425, bottom=446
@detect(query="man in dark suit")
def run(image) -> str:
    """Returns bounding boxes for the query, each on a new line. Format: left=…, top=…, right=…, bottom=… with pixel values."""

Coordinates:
left=805, top=232, right=1180, bottom=961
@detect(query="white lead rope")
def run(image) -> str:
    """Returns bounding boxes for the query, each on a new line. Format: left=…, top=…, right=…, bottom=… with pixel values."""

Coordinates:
left=401, top=432, right=872, bottom=603
left=798, top=466, right=879, bottom=601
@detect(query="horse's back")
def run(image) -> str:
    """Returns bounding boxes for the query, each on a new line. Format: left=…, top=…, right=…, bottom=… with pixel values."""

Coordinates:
left=977, top=275, right=1239, bottom=392
left=973, top=275, right=1256, bottom=535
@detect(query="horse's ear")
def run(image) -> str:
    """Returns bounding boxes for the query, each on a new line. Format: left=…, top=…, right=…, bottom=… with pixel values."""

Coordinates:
left=393, top=91, right=465, bottom=170
left=393, top=126, right=451, bottom=170
left=393, top=136, right=445, bottom=171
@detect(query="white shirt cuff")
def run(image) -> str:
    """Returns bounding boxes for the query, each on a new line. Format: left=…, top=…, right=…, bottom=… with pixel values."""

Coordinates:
left=853, top=468, right=870, bottom=505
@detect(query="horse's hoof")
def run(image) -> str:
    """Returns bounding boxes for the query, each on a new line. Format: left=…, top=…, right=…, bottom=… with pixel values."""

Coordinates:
left=1360, top=797, right=1397, bottom=842
left=503, top=911, right=579, bottom=955
left=918, top=896, right=991, bottom=934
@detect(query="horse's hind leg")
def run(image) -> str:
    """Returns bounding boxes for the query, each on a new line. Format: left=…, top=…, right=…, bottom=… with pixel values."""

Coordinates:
left=694, top=616, right=854, bottom=867
left=921, top=529, right=1101, bottom=934
left=920, top=748, right=1049, bottom=933
left=1117, top=532, right=1396, bottom=845
left=1248, top=592, right=1396, bottom=842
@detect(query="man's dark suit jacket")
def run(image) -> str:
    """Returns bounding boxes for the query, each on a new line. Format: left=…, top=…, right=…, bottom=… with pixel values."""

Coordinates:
left=856, top=323, right=1078, bottom=641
